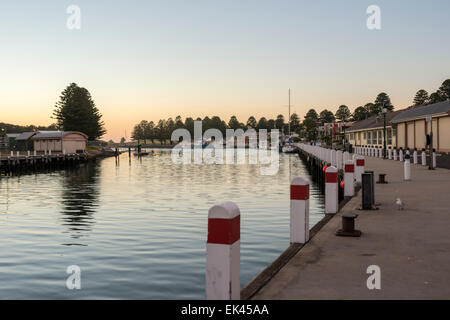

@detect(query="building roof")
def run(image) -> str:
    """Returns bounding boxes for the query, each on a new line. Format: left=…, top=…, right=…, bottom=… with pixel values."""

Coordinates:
left=16, top=132, right=36, bottom=141
left=390, top=100, right=450, bottom=123
left=347, top=110, right=403, bottom=132
left=32, top=131, right=88, bottom=140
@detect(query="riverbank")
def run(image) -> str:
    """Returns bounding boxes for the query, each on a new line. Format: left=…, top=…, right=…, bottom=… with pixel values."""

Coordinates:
left=251, top=156, right=450, bottom=299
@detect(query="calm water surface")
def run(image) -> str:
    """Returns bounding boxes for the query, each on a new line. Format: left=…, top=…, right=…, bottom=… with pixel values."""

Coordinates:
left=0, top=150, right=324, bottom=299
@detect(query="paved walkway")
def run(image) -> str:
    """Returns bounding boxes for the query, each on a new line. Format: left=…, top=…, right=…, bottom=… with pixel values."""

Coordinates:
left=253, top=156, right=450, bottom=299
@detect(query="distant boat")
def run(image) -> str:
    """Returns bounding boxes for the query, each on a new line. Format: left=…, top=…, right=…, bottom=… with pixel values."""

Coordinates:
left=282, top=144, right=297, bottom=154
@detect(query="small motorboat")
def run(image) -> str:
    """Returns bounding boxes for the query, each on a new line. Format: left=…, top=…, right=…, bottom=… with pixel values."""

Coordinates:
left=282, top=144, right=297, bottom=154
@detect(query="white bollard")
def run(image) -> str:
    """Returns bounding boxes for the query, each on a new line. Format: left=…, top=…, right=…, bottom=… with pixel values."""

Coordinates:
left=413, top=149, right=418, bottom=164
left=354, top=155, right=365, bottom=184
left=325, top=166, right=338, bottom=215
left=343, top=151, right=349, bottom=163
left=206, top=201, right=240, bottom=300
left=49, top=150, right=52, bottom=155
left=290, top=177, right=310, bottom=244
left=404, top=154, right=411, bottom=181
left=10, top=151, right=13, bottom=156
left=331, top=150, right=337, bottom=167
left=374, top=148, right=378, bottom=158
left=34, top=150, right=37, bottom=156
left=344, top=160, right=355, bottom=197
left=63, top=149, right=66, bottom=155
left=379, top=148, right=383, bottom=158
left=399, top=148, right=404, bottom=162
left=388, top=147, right=392, bottom=160
left=336, top=151, right=343, bottom=170
left=421, top=149, right=426, bottom=166
left=27, top=151, right=30, bottom=157
left=393, top=148, right=398, bottom=161
left=432, top=149, right=437, bottom=168
left=16, top=151, right=19, bottom=156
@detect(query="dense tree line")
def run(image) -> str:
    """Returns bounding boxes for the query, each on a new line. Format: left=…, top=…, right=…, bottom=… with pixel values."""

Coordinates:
left=0, top=122, right=58, bottom=135
left=130, top=79, right=450, bottom=143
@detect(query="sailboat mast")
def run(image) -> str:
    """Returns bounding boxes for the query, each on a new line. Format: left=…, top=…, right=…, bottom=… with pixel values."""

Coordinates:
left=288, top=88, right=291, bottom=136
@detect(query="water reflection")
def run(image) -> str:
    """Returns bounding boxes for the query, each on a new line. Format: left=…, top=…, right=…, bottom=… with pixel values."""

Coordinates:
left=60, top=164, right=100, bottom=241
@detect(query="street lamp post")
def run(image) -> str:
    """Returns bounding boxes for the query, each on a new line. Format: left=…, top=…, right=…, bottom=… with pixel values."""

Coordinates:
left=382, top=108, right=387, bottom=159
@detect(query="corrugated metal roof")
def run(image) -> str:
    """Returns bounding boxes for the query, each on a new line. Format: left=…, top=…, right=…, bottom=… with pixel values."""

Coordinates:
left=347, top=110, right=403, bottom=132
left=15, top=132, right=36, bottom=140
left=391, top=100, right=450, bottom=123
left=32, top=131, right=88, bottom=140
left=32, top=131, right=64, bottom=139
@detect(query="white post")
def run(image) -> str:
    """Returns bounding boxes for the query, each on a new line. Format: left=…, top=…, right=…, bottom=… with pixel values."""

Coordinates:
left=336, top=151, right=343, bottom=170
left=325, top=166, right=338, bottom=215
left=393, top=148, right=398, bottom=161
left=331, top=150, right=337, bottom=167
left=379, top=148, right=383, bottom=158
left=344, top=160, right=355, bottom=197
left=432, top=149, right=437, bottom=168
left=399, top=148, right=404, bottom=162
left=27, top=151, right=30, bottom=157
left=10, top=151, right=13, bottom=157
left=206, top=201, right=240, bottom=300
left=374, top=148, right=378, bottom=158
left=290, top=177, right=310, bottom=244
left=404, top=155, right=411, bottom=181
left=354, top=155, right=364, bottom=184
left=343, top=151, right=349, bottom=164
left=63, top=149, right=66, bottom=155
left=413, top=149, right=418, bottom=164
left=49, top=149, right=52, bottom=155
left=421, top=149, right=426, bottom=166
left=388, top=147, right=392, bottom=160
left=34, top=150, right=37, bottom=156
left=16, top=151, right=19, bottom=157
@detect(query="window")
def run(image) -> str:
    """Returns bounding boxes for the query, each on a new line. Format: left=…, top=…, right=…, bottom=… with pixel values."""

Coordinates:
left=387, top=128, right=392, bottom=145
left=350, top=133, right=354, bottom=140
left=363, top=132, right=366, bottom=140
left=378, top=131, right=382, bottom=144
left=358, top=132, right=361, bottom=141
left=367, top=132, right=371, bottom=144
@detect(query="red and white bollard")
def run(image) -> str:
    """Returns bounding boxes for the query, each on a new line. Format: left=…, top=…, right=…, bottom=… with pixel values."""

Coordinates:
left=325, top=166, right=338, bottom=214
left=344, top=160, right=355, bottom=197
left=290, top=177, right=310, bottom=244
left=206, top=201, right=240, bottom=300
left=354, top=155, right=365, bottom=184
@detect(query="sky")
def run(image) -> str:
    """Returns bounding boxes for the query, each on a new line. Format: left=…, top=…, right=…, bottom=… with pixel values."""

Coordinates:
left=0, top=0, right=449, bottom=141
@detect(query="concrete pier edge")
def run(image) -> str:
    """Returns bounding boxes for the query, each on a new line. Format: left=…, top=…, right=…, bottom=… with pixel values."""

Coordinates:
left=240, top=162, right=359, bottom=300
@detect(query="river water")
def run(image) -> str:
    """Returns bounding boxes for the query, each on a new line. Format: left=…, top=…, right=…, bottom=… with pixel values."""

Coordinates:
left=0, top=149, right=324, bottom=299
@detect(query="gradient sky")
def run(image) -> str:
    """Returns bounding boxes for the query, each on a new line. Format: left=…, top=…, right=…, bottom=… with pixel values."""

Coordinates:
left=1, top=0, right=449, bottom=141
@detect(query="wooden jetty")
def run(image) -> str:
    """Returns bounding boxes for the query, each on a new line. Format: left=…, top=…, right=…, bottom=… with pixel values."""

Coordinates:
left=0, top=152, right=88, bottom=175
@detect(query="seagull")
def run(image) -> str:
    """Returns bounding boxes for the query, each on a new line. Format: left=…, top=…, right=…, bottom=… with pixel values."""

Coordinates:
left=396, top=198, right=405, bottom=210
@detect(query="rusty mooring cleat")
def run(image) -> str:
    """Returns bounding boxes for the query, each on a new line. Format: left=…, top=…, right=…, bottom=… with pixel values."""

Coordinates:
left=336, top=213, right=362, bottom=237
left=376, top=173, right=388, bottom=184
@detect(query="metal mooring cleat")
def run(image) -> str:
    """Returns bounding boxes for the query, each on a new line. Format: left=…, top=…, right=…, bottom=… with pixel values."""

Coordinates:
left=336, top=213, right=362, bottom=237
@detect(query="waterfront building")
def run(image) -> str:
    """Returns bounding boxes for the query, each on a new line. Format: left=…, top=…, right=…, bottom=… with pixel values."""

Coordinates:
left=390, top=100, right=450, bottom=153
left=32, top=131, right=88, bottom=154
left=345, top=110, right=402, bottom=148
